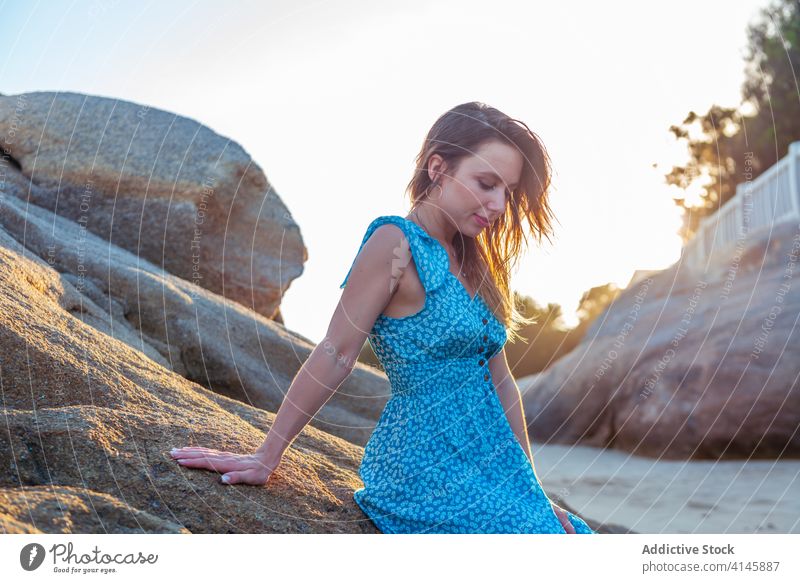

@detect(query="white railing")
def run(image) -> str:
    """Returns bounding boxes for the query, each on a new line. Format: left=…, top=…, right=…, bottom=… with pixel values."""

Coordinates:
left=682, top=141, right=800, bottom=272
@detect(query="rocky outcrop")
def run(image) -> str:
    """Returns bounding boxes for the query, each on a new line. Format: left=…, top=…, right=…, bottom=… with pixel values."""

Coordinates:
left=0, top=225, right=377, bottom=533
left=521, top=220, right=800, bottom=460
left=0, top=486, right=190, bottom=534
left=0, top=91, right=304, bottom=320
left=0, top=170, right=389, bottom=447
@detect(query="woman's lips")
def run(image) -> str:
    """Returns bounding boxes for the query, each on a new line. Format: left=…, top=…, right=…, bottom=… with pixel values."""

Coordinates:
left=473, top=214, right=489, bottom=227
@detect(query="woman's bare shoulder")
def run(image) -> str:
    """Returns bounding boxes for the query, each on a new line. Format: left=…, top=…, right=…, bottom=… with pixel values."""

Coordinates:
left=341, top=222, right=411, bottom=288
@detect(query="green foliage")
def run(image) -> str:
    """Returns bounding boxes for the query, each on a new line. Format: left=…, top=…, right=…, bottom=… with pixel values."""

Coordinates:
left=501, top=286, right=620, bottom=378
left=666, top=0, right=800, bottom=243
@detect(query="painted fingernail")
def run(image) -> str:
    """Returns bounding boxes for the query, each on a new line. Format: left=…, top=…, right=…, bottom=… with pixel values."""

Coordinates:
left=171, top=448, right=178, bottom=454
left=221, top=475, right=230, bottom=484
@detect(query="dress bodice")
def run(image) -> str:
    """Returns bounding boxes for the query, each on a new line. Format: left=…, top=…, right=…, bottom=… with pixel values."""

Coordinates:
left=340, top=215, right=508, bottom=397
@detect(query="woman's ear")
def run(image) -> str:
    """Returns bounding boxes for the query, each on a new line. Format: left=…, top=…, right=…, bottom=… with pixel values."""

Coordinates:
left=426, top=153, right=445, bottom=182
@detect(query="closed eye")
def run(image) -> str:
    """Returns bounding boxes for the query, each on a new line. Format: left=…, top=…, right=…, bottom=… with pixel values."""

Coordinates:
left=479, top=181, right=512, bottom=199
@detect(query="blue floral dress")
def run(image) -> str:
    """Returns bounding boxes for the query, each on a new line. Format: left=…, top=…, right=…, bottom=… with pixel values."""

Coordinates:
left=340, top=215, right=596, bottom=534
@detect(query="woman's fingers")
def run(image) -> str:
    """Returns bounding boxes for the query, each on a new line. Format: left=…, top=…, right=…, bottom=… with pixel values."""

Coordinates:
left=173, top=451, right=228, bottom=461
left=175, top=455, right=233, bottom=472
left=170, top=447, right=222, bottom=458
left=220, top=471, right=240, bottom=484
left=173, top=451, right=268, bottom=473
left=170, top=447, right=276, bottom=486
left=220, top=468, right=270, bottom=486
left=175, top=452, right=251, bottom=472
left=559, top=511, right=576, bottom=534
left=551, top=505, right=577, bottom=534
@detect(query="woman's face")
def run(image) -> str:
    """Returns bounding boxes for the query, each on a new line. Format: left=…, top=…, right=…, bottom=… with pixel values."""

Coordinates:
left=434, top=139, right=523, bottom=236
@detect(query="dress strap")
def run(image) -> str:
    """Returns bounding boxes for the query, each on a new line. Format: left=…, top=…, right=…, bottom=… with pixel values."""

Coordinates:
left=339, top=215, right=449, bottom=294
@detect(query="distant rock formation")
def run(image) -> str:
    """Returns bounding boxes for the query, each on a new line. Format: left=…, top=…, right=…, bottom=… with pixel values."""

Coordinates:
left=521, top=220, right=800, bottom=460
left=0, top=91, right=303, bottom=320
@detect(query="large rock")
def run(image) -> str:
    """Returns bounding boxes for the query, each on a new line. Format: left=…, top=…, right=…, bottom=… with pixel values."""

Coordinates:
left=0, top=170, right=388, bottom=447
left=0, top=486, right=190, bottom=534
left=0, top=224, right=376, bottom=533
left=521, top=220, right=800, bottom=460
left=0, top=91, right=304, bottom=319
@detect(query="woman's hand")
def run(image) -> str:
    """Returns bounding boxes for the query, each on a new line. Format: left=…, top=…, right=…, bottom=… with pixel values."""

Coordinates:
left=550, top=501, right=577, bottom=534
left=169, top=447, right=281, bottom=486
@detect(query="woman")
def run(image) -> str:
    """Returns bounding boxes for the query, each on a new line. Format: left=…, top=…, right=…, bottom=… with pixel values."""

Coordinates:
left=170, top=102, right=596, bottom=534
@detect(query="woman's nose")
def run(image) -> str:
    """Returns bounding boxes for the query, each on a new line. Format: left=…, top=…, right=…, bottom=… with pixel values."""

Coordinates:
left=487, top=187, right=506, bottom=213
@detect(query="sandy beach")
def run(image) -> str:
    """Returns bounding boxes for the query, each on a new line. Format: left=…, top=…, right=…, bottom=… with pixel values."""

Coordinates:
left=534, top=443, right=799, bottom=534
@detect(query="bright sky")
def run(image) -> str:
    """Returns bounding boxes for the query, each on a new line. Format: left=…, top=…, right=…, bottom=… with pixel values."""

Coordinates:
left=0, top=0, right=770, bottom=342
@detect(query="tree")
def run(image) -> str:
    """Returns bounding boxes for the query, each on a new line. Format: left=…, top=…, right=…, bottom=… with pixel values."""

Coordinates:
left=666, top=0, right=800, bottom=243
left=575, top=283, right=621, bottom=326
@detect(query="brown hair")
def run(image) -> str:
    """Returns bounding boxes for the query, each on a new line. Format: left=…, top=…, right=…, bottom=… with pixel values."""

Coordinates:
left=405, top=101, right=556, bottom=342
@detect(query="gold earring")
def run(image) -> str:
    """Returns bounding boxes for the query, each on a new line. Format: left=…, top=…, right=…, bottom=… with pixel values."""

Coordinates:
left=429, top=182, right=443, bottom=199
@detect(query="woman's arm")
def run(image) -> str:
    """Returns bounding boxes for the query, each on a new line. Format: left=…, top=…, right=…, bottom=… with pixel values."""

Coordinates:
left=487, top=349, right=538, bottom=473
left=253, top=334, right=363, bottom=465
left=488, top=348, right=577, bottom=533
left=257, top=223, right=411, bottom=461
left=171, top=224, right=412, bottom=484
